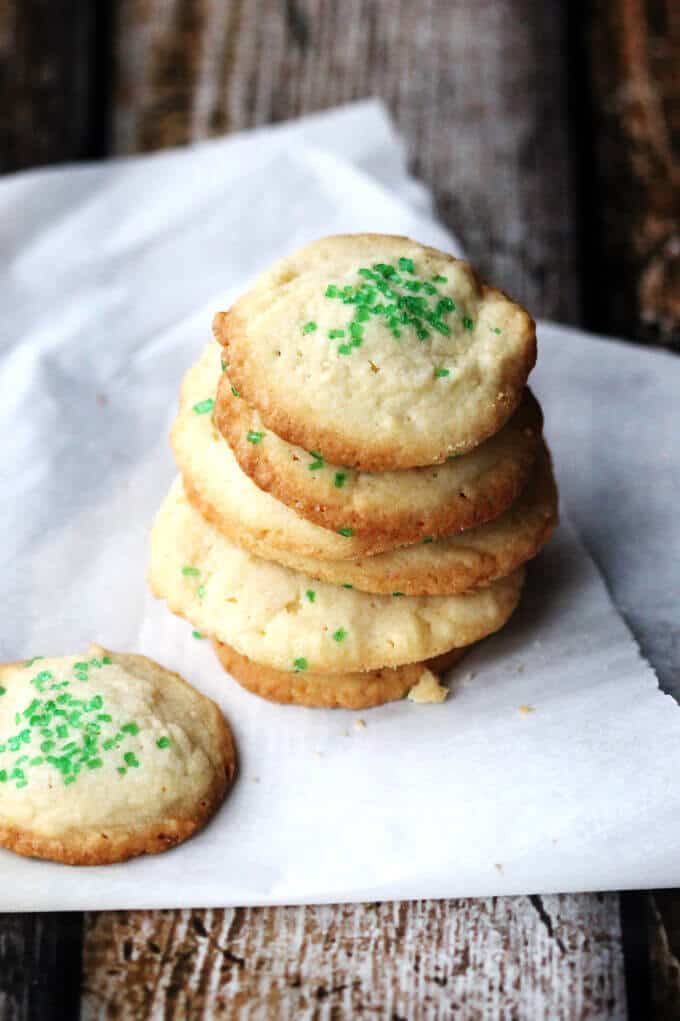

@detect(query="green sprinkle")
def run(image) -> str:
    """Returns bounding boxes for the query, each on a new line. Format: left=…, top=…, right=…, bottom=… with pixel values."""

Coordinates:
left=182, top=565, right=201, bottom=577
left=192, top=630, right=205, bottom=640
left=231, top=384, right=240, bottom=398
left=197, top=584, right=206, bottom=599
left=434, top=368, right=450, bottom=378
left=302, top=320, right=318, bottom=334
left=24, top=657, right=44, bottom=667
left=117, top=767, right=127, bottom=776
left=102, top=656, right=113, bottom=665
left=308, top=451, right=325, bottom=471
left=392, top=592, right=405, bottom=597
left=349, top=322, right=363, bottom=346
left=192, top=398, right=215, bottom=415
left=337, top=527, right=353, bottom=537
left=432, top=274, right=448, bottom=283
left=292, top=658, right=308, bottom=673
left=343, top=584, right=353, bottom=589
left=89, top=658, right=103, bottom=668
left=16, top=779, right=28, bottom=789
left=97, top=714, right=113, bottom=722
left=462, top=316, right=474, bottom=330
left=221, top=358, right=228, bottom=371
left=247, top=430, right=264, bottom=444
left=56, top=725, right=68, bottom=739
left=0, top=687, right=5, bottom=696
left=332, top=629, right=348, bottom=643
left=334, top=472, right=346, bottom=488
left=305, top=590, right=316, bottom=603
left=422, top=536, right=434, bottom=544
left=75, top=672, right=89, bottom=681
left=124, top=752, right=140, bottom=768
left=321, top=260, right=458, bottom=351
left=86, top=758, right=102, bottom=769
left=490, top=326, right=502, bottom=334
left=0, top=771, right=6, bottom=783
left=121, top=722, right=139, bottom=736
left=156, top=737, right=171, bottom=750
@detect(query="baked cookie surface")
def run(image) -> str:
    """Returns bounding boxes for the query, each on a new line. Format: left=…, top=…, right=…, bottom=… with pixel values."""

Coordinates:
left=172, top=343, right=397, bottom=560
left=0, top=646, right=235, bottom=865
left=213, top=640, right=467, bottom=709
left=247, top=444, right=558, bottom=595
left=149, top=478, right=525, bottom=674
left=213, top=234, right=536, bottom=470
left=215, top=366, right=542, bottom=542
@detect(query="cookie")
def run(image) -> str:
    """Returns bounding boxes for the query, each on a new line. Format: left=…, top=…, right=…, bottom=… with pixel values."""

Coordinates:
left=213, top=234, right=536, bottom=470
left=171, top=343, right=397, bottom=560
left=215, top=366, right=542, bottom=542
left=245, top=444, right=558, bottom=595
left=0, top=646, right=235, bottom=865
left=149, top=477, right=525, bottom=674
left=213, top=640, right=468, bottom=709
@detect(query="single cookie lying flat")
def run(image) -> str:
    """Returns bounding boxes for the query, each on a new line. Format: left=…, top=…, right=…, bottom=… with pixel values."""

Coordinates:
left=213, top=640, right=467, bottom=709
left=149, top=478, right=524, bottom=674
left=215, top=361, right=542, bottom=543
left=213, top=234, right=536, bottom=470
left=0, top=646, right=235, bottom=865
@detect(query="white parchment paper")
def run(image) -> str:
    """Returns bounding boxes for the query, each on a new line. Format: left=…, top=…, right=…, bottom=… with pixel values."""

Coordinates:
left=1, top=101, right=679, bottom=911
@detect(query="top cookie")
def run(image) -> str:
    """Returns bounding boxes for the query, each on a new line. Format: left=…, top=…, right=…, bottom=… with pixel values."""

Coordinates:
left=213, top=234, right=536, bottom=470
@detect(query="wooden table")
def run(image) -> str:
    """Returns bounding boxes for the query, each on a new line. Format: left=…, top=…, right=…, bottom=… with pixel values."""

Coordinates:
left=1, top=2, right=678, bottom=1017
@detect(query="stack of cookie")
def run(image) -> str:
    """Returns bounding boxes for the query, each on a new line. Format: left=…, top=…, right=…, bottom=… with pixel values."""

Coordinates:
left=150, top=235, right=557, bottom=709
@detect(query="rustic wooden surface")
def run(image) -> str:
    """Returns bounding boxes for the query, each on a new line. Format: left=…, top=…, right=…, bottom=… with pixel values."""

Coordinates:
left=0, top=0, right=678, bottom=1018
left=81, top=897, right=626, bottom=1020
left=582, top=0, right=679, bottom=349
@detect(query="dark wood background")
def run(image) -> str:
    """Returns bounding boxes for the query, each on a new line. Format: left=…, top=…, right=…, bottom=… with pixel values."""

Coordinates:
left=1, top=1, right=678, bottom=1018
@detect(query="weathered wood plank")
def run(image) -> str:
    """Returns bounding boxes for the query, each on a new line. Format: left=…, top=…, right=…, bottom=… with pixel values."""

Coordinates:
left=113, top=0, right=581, bottom=323
left=90, top=4, right=630, bottom=1019
left=582, top=0, right=679, bottom=348
left=0, top=8, right=104, bottom=1015
left=81, top=896, right=625, bottom=1020
left=0, top=912, right=83, bottom=1021
left=648, top=891, right=680, bottom=1020
left=0, top=0, right=105, bottom=173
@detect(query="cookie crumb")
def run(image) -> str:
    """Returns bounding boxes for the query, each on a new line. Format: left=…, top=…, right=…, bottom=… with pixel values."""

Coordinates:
left=518, top=704, right=535, bottom=715
left=408, top=669, right=448, bottom=703
left=354, top=718, right=366, bottom=729
left=495, top=863, right=504, bottom=873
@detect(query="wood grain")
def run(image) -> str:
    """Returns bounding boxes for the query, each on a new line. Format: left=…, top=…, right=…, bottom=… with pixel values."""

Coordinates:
left=113, top=0, right=581, bottom=323
left=82, top=896, right=625, bottom=1020
left=0, top=912, right=83, bottom=1021
left=583, top=0, right=679, bottom=348
left=0, top=0, right=106, bottom=174
left=85, top=4, right=628, bottom=1019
